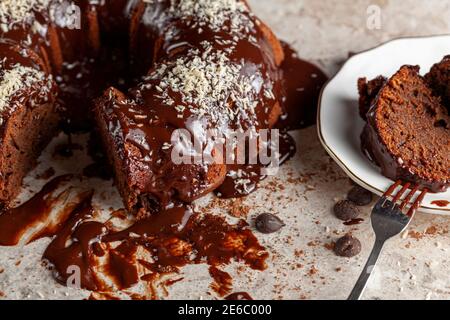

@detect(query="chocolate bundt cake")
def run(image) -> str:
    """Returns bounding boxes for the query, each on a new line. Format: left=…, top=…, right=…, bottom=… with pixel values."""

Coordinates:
left=359, top=65, right=450, bottom=192
left=94, top=0, right=285, bottom=216
left=0, top=0, right=288, bottom=214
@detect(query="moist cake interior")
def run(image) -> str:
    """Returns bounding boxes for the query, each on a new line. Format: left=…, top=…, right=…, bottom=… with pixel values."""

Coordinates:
left=359, top=62, right=450, bottom=192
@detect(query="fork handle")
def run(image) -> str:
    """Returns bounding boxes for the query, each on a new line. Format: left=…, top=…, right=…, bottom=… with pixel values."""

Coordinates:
left=348, top=237, right=385, bottom=300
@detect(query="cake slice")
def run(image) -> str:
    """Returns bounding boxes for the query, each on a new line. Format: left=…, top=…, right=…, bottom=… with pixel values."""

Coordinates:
left=93, top=88, right=227, bottom=218
left=361, top=65, right=450, bottom=192
left=0, top=44, right=59, bottom=205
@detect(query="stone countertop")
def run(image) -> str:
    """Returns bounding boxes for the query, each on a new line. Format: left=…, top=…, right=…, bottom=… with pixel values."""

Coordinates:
left=251, top=0, right=450, bottom=74
left=249, top=0, right=450, bottom=300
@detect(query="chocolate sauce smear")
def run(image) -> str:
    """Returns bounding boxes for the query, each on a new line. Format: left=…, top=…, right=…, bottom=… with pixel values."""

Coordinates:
left=43, top=195, right=107, bottom=291
left=431, top=200, right=450, bottom=208
left=0, top=175, right=73, bottom=246
left=0, top=36, right=325, bottom=298
left=209, top=266, right=233, bottom=297
left=42, top=202, right=268, bottom=294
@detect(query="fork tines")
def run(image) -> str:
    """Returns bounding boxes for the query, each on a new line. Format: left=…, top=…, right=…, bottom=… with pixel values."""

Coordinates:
left=383, top=180, right=428, bottom=217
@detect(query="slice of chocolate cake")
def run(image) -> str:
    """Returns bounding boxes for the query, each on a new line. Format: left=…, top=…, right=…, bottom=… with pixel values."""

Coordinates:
left=425, top=55, right=450, bottom=111
left=0, top=45, right=59, bottom=205
left=361, top=65, right=450, bottom=192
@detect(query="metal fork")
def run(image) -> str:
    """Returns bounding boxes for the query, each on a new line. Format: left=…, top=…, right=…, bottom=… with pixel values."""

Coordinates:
left=348, top=181, right=428, bottom=300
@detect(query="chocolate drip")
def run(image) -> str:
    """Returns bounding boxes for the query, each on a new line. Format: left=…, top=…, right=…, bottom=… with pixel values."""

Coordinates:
left=209, top=266, right=233, bottom=297
left=216, top=131, right=296, bottom=199
left=0, top=175, right=72, bottom=246
left=276, top=43, right=328, bottom=130
left=43, top=194, right=107, bottom=291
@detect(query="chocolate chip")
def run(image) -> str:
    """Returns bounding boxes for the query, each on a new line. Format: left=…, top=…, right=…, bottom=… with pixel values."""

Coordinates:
left=255, top=213, right=285, bottom=234
left=347, top=186, right=373, bottom=206
left=333, top=200, right=360, bottom=221
left=334, top=234, right=361, bottom=258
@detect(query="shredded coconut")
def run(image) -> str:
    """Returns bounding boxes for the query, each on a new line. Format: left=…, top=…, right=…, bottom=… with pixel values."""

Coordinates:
left=0, top=0, right=51, bottom=32
left=0, top=64, right=51, bottom=125
left=141, top=44, right=263, bottom=130
left=169, top=0, right=253, bottom=33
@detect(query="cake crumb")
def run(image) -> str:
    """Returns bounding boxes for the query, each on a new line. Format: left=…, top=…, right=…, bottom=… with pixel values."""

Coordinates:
left=228, top=199, right=250, bottom=218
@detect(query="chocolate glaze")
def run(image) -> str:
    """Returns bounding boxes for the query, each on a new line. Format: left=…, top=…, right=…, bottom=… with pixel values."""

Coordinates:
left=95, top=23, right=325, bottom=210
left=0, top=40, right=57, bottom=141
left=0, top=0, right=326, bottom=211
left=0, top=8, right=54, bottom=72
left=276, top=43, right=328, bottom=130
left=0, top=0, right=135, bottom=133
left=0, top=175, right=72, bottom=246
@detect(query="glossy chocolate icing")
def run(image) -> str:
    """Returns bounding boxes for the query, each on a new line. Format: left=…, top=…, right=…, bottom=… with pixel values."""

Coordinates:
left=0, top=41, right=57, bottom=145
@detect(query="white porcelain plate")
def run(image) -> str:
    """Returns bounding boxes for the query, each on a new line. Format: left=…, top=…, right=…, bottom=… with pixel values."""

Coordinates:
left=318, top=35, right=450, bottom=215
